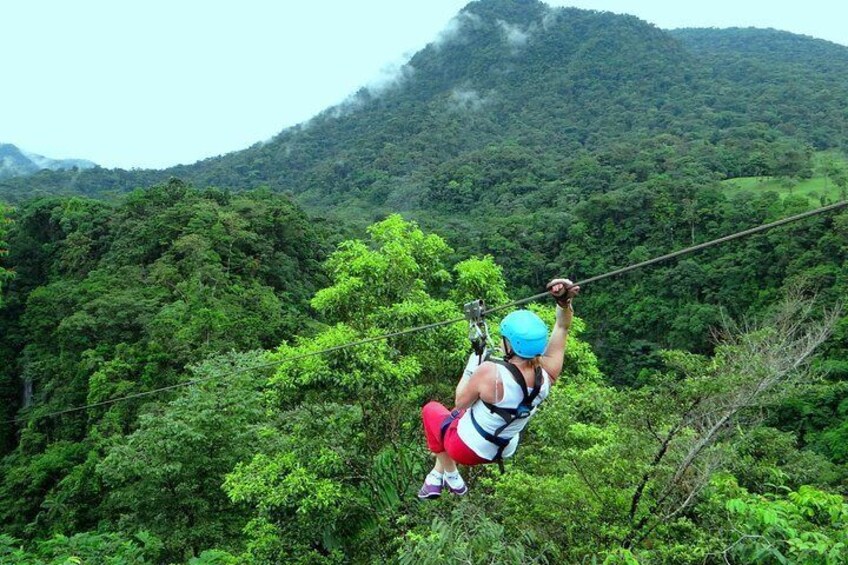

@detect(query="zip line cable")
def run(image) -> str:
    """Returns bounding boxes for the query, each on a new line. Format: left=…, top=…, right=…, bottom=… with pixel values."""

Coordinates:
left=485, top=200, right=848, bottom=315
left=4, top=200, right=846, bottom=425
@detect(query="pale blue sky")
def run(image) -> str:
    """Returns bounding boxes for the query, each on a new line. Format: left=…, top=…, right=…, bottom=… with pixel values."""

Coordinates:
left=2, top=0, right=845, bottom=170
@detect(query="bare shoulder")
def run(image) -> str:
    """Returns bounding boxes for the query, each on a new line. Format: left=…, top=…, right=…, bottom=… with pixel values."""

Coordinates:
left=475, top=361, right=499, bottom=380
left=476, top=361, right=501, bottom=403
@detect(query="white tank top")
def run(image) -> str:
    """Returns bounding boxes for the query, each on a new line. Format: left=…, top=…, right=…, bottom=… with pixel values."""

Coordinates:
left=456, top=362, right=551, bottom=461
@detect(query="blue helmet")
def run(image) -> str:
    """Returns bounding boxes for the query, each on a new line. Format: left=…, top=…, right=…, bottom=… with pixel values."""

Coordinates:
left=500, top=310, right=549, bottom=358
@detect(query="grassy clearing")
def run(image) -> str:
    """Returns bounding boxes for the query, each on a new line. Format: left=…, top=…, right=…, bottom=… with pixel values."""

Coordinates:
left=721, top=175, right=842, bottom=204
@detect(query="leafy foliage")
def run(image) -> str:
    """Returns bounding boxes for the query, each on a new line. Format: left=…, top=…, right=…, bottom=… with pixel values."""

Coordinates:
left=397, top=506, right=559, bottom=564
left=3, top=4, right=847, bottom=208
left=704, top=477, right=848, bottom=564
left=0, top=206, right=845, bottom=564
left=0, top=203, right=11, bottom=300
left=2, top=2, right=848, bottom=563
left=0, top=530, right=161, bottom=565
left=0, top=184, right=329, bottom=548
left=221, top=216, right=526, bottom=562
left=97, top=352, right=272, bottom=560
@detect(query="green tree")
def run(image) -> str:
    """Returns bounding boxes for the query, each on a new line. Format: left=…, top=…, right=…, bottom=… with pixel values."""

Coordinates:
left=0, top=530, right=161, bottom=565
left=397, top=506, right=559, bottom=564
left=0, top=186, right=329, bottom=542
left=704, top=477, right=848, bottom=564
left=821, top=155, right=845, bottom=192
left=221, top=215, right=609, bottom=563
left=223, top=216, right=463, bottom=562
left=485, top=294, right=839, bottom=562
left=0, top=203, right=13, bottom=302
left=97, top=352, right=271, bottom=562
left=829, top=161, right=848, bottom=200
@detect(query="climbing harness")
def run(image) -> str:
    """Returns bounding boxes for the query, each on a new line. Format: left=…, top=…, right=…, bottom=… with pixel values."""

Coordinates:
left=6, top=200, right=846, bottom=425
left=469, top=359, right=544, bottom=473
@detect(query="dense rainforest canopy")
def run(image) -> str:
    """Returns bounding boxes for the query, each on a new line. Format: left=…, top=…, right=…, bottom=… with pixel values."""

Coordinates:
left=2, top=0, right=848, bottom=563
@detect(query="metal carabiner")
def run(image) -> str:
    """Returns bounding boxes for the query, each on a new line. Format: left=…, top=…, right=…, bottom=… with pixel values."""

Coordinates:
left=463, top=299, right=493, bottom=359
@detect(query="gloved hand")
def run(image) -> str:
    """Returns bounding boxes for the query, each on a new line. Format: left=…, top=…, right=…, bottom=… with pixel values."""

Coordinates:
left=546, top=278, right=580, bottom=308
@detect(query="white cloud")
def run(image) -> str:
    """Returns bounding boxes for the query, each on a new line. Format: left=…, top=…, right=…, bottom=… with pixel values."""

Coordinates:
left=542, top=7, right=562, bottom=31
left=433, top=11, right=483, bottom=49
left=497, top=19, right=531, bottom=48
left=448, top=87, right=489, bottom=111
left=312, top=61, right=416, bottom=123
left=366, top=62, right=416, bottom=96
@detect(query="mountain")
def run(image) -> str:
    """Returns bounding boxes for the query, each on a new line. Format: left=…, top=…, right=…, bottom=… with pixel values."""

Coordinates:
left=0, top=143, right=96, bottom=180
left=0, top=145, right=39, bottom=178
left=1, top=0, right=846, bottom=210
left=3, top=6, right=847, bottom=557
left=668, top=27, right=848, bottom=149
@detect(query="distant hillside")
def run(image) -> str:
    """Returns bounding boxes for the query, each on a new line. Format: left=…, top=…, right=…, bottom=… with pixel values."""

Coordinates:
left=2, top=0, right=846, bottom=211
left=0, top=143, right=95, bottom=180
left=670, top=27, right=848, bottom=72
left=669, top=27, right=848, bottom=149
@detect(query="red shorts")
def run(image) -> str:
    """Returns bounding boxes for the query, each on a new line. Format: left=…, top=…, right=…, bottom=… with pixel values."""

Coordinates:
left=421, top=401, right=489, bottom=466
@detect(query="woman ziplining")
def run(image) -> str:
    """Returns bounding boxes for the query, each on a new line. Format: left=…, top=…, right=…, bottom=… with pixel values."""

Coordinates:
left=418, top=278, right=580, bottom=498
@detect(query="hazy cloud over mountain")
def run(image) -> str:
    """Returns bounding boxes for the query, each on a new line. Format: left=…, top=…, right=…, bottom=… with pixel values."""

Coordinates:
left=434, top=11, right=484, bottom=49
left=0, top=143, right=95, bottom=179
left=498, top=19, right=532, bottom=48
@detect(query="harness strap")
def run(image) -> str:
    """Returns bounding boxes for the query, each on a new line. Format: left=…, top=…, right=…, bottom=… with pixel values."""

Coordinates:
left=481, top=400, right=519, bottom=423
left=446, top=408, right=512, bottom=473
left=529, top=367, right=542, bottom=405
left=493, top=360, right=542, bottom=402
left=439, top=409, right=462, bottom=443
left=494, top=359, right=529, bottom=396
left=489, top=360, right=543, bottom=418
left=470, top=409, right=511, bottom=459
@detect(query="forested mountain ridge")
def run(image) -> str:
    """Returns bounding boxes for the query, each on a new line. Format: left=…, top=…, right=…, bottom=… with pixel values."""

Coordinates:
left=669, top=27, right=848, bottom=149
left=0, top=144, right=95, bottom=180
left=670, top=26, right=848, bottom=71
left=2, top=0, right=846, bottom=209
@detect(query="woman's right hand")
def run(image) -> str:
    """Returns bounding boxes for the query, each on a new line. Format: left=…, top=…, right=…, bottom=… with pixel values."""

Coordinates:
left=546, top=278, right=580, bottom=308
